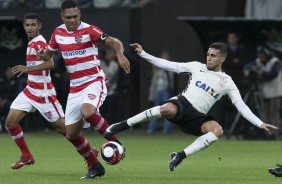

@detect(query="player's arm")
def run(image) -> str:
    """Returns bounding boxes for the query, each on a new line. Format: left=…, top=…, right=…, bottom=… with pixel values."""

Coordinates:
left=234, top=99, right=278, bottom=134
left=12, top=59, right=55, bottom=77
left=130, top=43, right=179, bottom=73
left=104, top=35, right=130, bottom=74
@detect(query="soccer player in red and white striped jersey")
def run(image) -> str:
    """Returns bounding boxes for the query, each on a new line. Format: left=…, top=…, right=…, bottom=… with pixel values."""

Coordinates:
left=36, top=0, right=130, bottom=179
left=5, top=12, right=68, bottom=169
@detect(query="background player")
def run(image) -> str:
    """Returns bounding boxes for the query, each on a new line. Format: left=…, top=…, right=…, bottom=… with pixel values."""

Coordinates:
left=6, top=12, right=68, bottom=170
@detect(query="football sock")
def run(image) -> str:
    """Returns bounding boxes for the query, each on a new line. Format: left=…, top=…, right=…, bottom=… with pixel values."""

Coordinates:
left=8, top=124, right=32, bottom=158
left=85, top=113, right=119, bottom=142
left=127, top=106, right=161, bottom=126
left=69, top=136, right=98, bottom=165
left=183, top=132, right=218, bottom=156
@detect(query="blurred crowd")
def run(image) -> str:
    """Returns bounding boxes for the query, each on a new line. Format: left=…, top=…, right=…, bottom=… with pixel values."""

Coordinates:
left=213, top=32, right=282, bottom=140
left=0, top=0, right=153, bottom=9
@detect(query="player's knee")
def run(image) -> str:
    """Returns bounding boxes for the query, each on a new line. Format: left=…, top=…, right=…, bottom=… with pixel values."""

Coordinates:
left=160, top=103, right=177, bottom=118
left=202, top=121, right=223, bottom=138
left=5, top=117, right=16, bottom=128
left=81, top=108, right=96, bottom=119
left=66, top=133, right=79, bottom=140
left=213, top=126, right=224, bottom=138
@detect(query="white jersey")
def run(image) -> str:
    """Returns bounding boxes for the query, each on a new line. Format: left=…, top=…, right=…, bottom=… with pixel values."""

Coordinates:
left=140, top=51, right=242, bottom=114
left=177, top=61, right=242, bottom=114
left=139, top=50, right=264, bottom=127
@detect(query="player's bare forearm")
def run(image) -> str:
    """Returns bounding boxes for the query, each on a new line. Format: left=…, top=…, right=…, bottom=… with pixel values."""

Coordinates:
left=35, top=59, right=54, bottom=70
left=105, top=37, right=130, bottom=73
left=12, top=59, right=54, bottom=77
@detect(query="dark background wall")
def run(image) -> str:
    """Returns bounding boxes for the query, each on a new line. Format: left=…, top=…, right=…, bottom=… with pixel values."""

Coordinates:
left=0, top=0, right=248, bottom=126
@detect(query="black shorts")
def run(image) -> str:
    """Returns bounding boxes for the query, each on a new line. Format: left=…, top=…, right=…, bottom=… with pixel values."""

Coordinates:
left=166, top=95, right=217, bottom=136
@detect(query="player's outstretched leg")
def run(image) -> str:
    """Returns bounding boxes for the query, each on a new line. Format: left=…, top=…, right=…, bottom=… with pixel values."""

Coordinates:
left=106, top=106, right=162, bottom=136
left=168, top=152, right=186, bottom=171
left=168, top=132, right=219, bottom=171
left=268, top=164, right=282, bottom=177
left=105, top=120, right=130, bottom=136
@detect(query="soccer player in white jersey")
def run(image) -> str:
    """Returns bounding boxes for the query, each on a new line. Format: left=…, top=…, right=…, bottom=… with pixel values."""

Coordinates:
left=5, top=12, right=71, bottom=169
left=36, top=0, right=130, bottom=179
left=105, top=42, right=278, bottom=171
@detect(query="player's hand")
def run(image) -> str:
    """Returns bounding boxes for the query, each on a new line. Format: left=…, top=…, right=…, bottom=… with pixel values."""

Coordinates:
left=12, top=65, right=29, bottom=77
left=130, top=43, right=143, bottom=54
left=36, top=47, right=45, bottom=60
left=36, top=48, right=50, bottom=61
left=116, top=53, right=130, bottom=74
left=259, top=123, right=278, bottom=134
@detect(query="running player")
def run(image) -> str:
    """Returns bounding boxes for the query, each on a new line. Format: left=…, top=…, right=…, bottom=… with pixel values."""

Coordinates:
left=36, top=0, right=130, bottom=179
left=6, top=12, right=68, bottom=170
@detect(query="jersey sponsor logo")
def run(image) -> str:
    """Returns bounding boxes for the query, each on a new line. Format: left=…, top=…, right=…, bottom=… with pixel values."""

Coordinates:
left=44, top=111, right=52, bottom=119
left=27, top=62, right=36, bottom=66
left=87, top=93, right=96, bottom=100
left=75, top=36, right=83, bottom=43
left=61, top=49, right=87, bottom=57
left=195, top=81, right=219, bottom=99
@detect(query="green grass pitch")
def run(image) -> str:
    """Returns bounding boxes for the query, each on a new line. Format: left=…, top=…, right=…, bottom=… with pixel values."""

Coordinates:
left=1, top=128, right=281, bottom=184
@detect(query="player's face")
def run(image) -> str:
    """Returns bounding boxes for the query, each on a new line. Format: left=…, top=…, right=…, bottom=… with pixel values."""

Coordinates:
left=206, top=48, right=225, bottom=72
left=61, top=7, right=81, bottom=32
left=23, top=19, right=41, bottom=40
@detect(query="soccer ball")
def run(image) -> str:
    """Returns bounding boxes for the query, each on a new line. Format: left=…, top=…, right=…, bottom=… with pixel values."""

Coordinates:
left=100, top=141, right=124, bottom=165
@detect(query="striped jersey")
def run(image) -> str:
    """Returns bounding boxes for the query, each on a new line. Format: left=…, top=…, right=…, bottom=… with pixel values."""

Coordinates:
left=23, top=34, right=57, bottom=104
left=48, top=21, right=106, bottom=94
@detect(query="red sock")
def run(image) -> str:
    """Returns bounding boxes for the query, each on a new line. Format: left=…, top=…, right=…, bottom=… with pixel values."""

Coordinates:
left=8, top=124, right=32, bottom=158
left=69, top=136, right=98, bottom=166
left=85, top=113, right=119, bottom=142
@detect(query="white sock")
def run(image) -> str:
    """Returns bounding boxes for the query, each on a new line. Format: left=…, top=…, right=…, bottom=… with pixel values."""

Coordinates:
left=127, top=106, right=161, bottom=126
left=183, top=132, right=218, bottom=156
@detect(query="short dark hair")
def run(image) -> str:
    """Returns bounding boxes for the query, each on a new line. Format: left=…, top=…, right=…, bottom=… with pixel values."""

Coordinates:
left=209, top=42, right=228, bottom=57
left=61, top=0, right=79, bottom=11
left=24, top=12, right=41, bottom=23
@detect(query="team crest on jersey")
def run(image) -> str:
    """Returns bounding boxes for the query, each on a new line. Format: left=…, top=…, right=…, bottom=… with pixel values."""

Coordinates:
left=88, top=93, right=96, bottom=100
left=219, top=77, right=227, bottom=87
left=44, top=111, right=52, bottom=120
left=75, top=36, right=82, bottom=43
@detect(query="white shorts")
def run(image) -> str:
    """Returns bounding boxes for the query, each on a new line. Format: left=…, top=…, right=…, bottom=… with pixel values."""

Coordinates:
left=10, top=92, right=64, bottom=123
left=65, top=80, right=107, bottom=125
